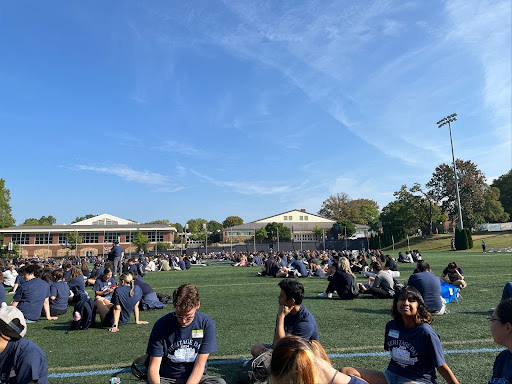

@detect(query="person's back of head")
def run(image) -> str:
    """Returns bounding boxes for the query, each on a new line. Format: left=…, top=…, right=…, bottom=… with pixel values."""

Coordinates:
left=416, top=261, right=430, bottom=273
left=271, top=336, right=329, bottom=384
left=278, top=279, right=304, bottom=305
left=52, top=269, right=64, bottom=282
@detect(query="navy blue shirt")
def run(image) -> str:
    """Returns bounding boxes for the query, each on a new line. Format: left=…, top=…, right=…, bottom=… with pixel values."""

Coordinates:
left=67, top=277, right=86, bottom=296
left=408, top=272, right=442, bottom=312
left=14, top=275, right=25, bottom=287
left=13, top=278, right=50, bottom=321
left=93, top=276, right=116, bottom=295
left=178, top=261, right=186, bottom=270
left=0, top=285, right=5, bottom=306
left=385, top=320, right=445, bottom=383
left=49, top=281, right=70, bottom=311
left=489, top=349, right=512, bottom=384
left=110, top=245, right=123, bottom=259
left=0, top=338, right=48, bottom=384
left=63, top=269, right=72, bottom=281
left=90, top=267, right=104, bottom=279
left=105, top=285, right=142, bottom=326
left=279, top=305, right=319, bottom=341
left=291, top=260, right=308, bottom=276
left=147, top=312, right=218, bottom=379
left=134, top=279, right=154, bottom=296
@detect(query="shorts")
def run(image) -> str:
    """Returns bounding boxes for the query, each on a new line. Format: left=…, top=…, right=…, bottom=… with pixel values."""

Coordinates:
left=383, top=369, right=423, bottom=384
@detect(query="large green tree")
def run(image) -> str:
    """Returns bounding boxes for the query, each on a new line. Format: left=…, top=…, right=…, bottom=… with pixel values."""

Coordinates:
left=264, top=222, right=291, bottom=241
left=481, top=186, right=509, bottom=223
left=380, top=185, right=446, bottom=246
left=329, top=220, right=356, bottom=239
left=318, top=193, right=379, bottom=228
left=186, top=218, right=208, bottom=234
left=426, top=160, right=487, bottom=228
left=206, top=220, right=223, bottom=242
left=0, top=179, right=15, bottom=229
left=65, top=231, right=83, bottom=250
left=222, top=216, right=243, bottom=228
left=132, top=230, right=149, bottom=252
left=491, top=169, right=512, bottom=221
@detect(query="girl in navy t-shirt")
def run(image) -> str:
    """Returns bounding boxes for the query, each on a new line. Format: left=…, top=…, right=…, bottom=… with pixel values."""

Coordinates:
left=94, top=273, right=148, bottom=333
left=488, top=298, right=512, bottom=384
left=342, top=286, right=460, bottom=384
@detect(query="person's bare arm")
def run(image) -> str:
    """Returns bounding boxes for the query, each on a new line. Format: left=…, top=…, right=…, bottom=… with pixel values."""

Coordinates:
left=186, top=353, right=209, bottom=384
left=437, top=363, right=459, bottom=384
left=147, top=355, right=162, bottom=384
left=44, top=298, right=58, bottom=320
left=273, top=305, right=292, bottom=345
left=133, top=302, right=148, bottom=324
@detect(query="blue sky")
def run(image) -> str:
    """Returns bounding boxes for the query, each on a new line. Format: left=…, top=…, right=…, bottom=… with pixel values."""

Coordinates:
left=1, top=0, right=510, bottom=226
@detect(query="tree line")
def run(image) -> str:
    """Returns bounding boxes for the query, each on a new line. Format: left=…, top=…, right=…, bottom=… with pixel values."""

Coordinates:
left=0, top=162, right=510, bottom=249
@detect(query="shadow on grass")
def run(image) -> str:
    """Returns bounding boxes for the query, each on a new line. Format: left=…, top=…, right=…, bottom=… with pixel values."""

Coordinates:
left=348, top=307, right=390, bottom=315
left=43, top=324, right=77, bottom=331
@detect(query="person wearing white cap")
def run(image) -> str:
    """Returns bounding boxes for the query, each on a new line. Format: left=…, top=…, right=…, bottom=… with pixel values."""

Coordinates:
left=0, top=306, right=48, bottom=383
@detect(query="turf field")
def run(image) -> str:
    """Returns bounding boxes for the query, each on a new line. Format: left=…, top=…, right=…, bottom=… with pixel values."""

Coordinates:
left=22, top=250, right=511, bottom=383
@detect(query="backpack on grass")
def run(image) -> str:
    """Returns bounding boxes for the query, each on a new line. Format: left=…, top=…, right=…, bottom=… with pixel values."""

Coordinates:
left=238, top=349, right=272, bottom=384
left=131, top=354, right=149, bottom=380
left=70, top=293, right=96, bottom=331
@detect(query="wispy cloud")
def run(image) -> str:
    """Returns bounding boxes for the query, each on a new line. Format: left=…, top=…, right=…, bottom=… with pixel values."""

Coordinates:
left=72, top=164, right=170, bottom=186
left=190, top=169, right=304, bottom=195
left=155, top=140, right=202, bottom=156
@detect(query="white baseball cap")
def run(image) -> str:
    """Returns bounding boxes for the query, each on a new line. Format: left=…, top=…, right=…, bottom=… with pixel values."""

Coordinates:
left=0, top=306, right=27, bottom=339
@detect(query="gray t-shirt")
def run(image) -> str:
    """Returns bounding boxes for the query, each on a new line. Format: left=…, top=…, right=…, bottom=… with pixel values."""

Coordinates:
left=373, top=271, right=394, bottom=294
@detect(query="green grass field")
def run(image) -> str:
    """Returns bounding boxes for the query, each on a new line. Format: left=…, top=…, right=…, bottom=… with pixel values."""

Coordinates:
left=21, top=250, right=512, bottom=383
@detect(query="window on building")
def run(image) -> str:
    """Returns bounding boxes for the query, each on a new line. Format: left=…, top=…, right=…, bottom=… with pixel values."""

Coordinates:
left=126, top=233, right=134, bottom=243
left=240, top=231, right=252, bottom=236
left=35, top=233, right=53, bottom=245
left=11, top=233, right=30, bottom=245
left=147, top=232, right=164, bottom=242
left=82, top=233, right=99, bottom=244
left=304, top=216, right=308, bottom=220
left=288, top=216, right=292, bottom=220
left=283, top=216, right=288, bottom=220
left=227, top=232, right=238, bottom=236
left=105, top=219, right=118, bottom=225
left=58, top=233, right=68, bottom=244
left=104, top=233, right=121, bottom=243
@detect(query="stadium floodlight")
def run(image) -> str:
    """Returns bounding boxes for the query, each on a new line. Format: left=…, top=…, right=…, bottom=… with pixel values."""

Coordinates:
left=437, top=113, right=463, bottom=230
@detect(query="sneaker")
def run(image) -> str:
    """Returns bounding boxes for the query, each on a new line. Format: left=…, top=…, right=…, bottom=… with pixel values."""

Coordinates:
left=318, top=292, right=328, bottom=298
left=327, top=293, right=333, bottom=299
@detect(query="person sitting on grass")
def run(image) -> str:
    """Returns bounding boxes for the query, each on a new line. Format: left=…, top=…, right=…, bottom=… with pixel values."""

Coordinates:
left=359, top=261, right=395, bottom=299
left=341, top=286, right=460, bottom=384
left=318, top=257, right=358, bottom=300
left=271, top=336, right=368, bottom=384
left=12, top=264, right=57, bottom=322
left=146, top=284, right=226, bottom=384
left=0, top=306, right=49, bottom=383
left=87, top=262, right=104, bottom=286
left=129, top=272, right=163, bottom=311
left=488, top=298, right=512, bottom=383
left=407, top=261, right=447, bottom=315
left=94, top=273, right=148, bottom=333
left=251, top=279, right=318, bottom=358
left=440, top=261, right=467, bottom=288
left=3, top=264, right=18, bottom=290
left=67, top=266, right=86, bottom=304
left=48, top=269, right=70, bottom=317
left=93, top=267, right=116, bottom=300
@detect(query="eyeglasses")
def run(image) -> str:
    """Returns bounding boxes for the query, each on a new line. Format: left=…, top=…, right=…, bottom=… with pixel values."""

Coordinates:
left=173, top=312, right=195, bottom=321
left=487, top=316, right=500, bottom=322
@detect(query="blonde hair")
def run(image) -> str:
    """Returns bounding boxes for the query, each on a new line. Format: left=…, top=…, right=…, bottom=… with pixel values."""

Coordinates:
left=119, top=273, right=135, bottom=297
left=270, top=336, right=330, bottom=384
left=68, top=266, right=83, bottom=282
left=338, top=257, right=355, bottom=277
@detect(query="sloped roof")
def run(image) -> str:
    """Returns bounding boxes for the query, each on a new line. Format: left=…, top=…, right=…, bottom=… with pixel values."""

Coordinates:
left=71, top=213, right=137, bottom=225
left=254, top=209, right=335, bottom=224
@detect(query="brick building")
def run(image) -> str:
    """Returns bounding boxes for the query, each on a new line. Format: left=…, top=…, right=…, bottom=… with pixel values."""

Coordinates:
left=1, top=213, right=176, bottom=258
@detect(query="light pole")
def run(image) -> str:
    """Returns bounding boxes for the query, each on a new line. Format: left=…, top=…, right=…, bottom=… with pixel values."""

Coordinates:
left=203, top=223, right=208, bottom=255
left=437, top=113, right=463, bottom=229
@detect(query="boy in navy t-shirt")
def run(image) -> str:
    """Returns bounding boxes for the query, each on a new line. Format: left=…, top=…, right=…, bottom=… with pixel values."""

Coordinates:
left=0, top=306, right=48, bottom=383
left=146, top=284, right=225, bottom=384
left=251, top=279, right=319, bottom=357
